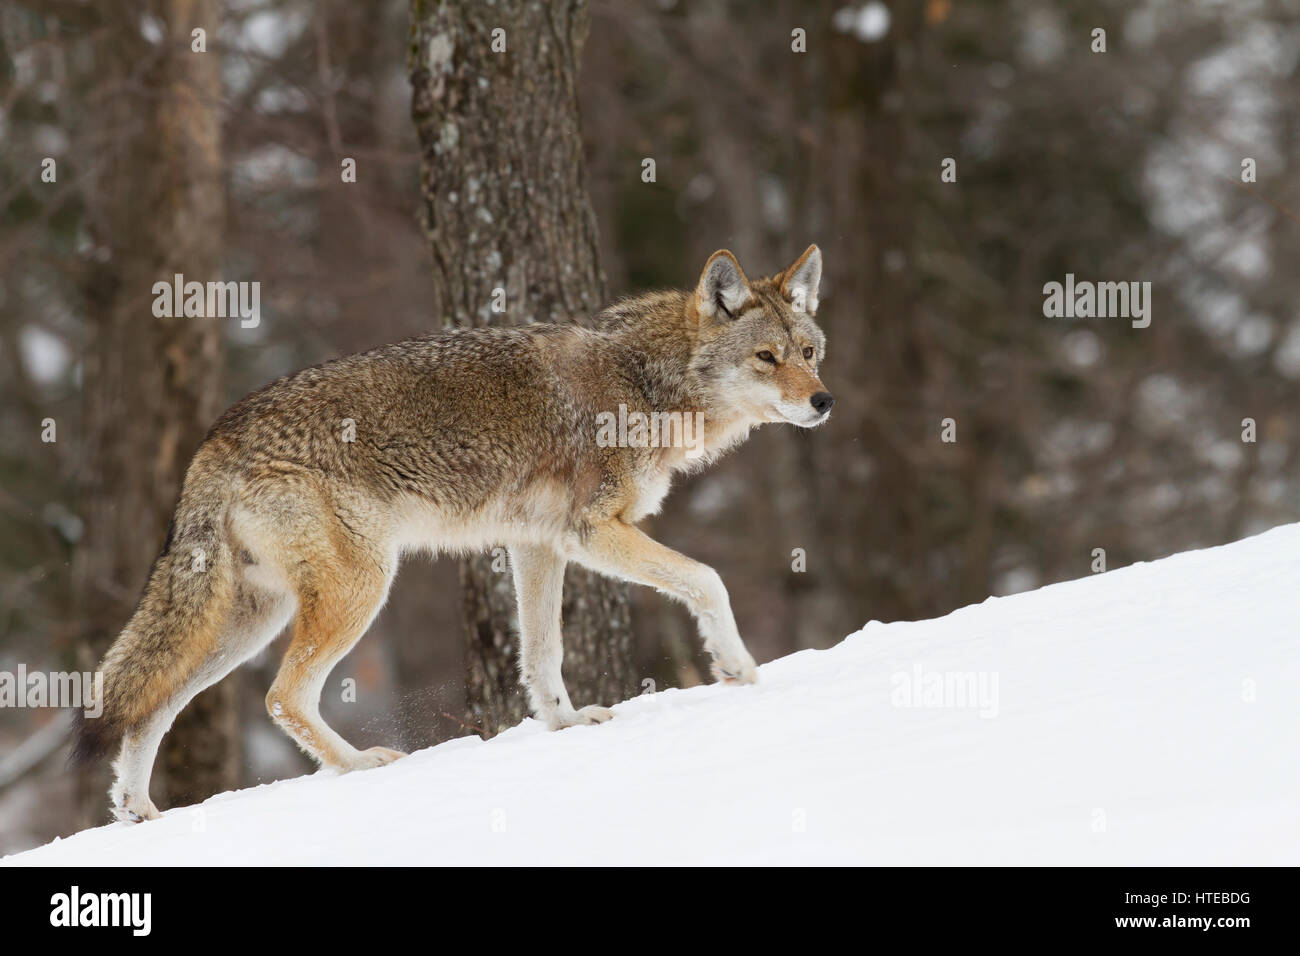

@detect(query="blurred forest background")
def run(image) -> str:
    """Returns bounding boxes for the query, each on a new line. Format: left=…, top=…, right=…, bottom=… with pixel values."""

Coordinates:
left=3, top=0, right=1299, bottom=853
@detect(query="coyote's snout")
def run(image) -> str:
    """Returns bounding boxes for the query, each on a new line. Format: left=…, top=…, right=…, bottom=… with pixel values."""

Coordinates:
left=73, top=244, right=832, bottom=823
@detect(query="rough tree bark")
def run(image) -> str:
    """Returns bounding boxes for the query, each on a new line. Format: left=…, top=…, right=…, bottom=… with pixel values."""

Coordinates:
left=408, top=0, right=635, bottom=736
left=76, top=0, right=235, bottom=815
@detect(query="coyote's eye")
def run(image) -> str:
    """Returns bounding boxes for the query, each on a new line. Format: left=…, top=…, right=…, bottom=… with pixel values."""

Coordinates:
left=756, top=350, right=776, bottom=363
left=802, top=347, right=814, bottom=360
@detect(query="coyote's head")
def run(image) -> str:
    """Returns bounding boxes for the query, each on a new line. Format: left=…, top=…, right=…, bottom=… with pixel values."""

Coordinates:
left=689, top=244, right=833, bottom=428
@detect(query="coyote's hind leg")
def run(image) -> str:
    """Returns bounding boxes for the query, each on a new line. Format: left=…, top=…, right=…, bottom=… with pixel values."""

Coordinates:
left=110, top=582, right=295, bottom=823
left=265, top=528, right=404, bottom=771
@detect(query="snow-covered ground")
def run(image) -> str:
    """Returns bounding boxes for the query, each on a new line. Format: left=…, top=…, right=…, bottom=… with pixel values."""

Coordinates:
left=7, top=524, right=1299, bottom=865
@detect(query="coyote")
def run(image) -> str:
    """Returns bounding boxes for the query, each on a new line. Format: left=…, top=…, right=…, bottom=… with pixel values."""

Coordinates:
left=73, top=245, right=834, bottom=822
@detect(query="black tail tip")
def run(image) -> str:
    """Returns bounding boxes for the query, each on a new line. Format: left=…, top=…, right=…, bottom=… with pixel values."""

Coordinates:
left=67, top=709, right=121, bottom=769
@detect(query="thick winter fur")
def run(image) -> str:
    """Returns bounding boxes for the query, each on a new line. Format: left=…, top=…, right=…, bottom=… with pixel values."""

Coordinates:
left=74, top=245, right=833, bottom=823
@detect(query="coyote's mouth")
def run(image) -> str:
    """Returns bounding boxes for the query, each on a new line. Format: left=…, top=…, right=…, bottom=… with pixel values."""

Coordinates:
left=770, top=403, right=830, bottom=428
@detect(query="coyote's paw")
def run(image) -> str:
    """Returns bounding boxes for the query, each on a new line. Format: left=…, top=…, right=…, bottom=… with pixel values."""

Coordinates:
left=360, top=746, right=407, bottom=767
left=111, top=791, right=161, bottom=825
left=547, top=704, right=615, bottom=731
left=335, top=746, right=407, bottom=772
left=710, top=646, right=758, bottom=686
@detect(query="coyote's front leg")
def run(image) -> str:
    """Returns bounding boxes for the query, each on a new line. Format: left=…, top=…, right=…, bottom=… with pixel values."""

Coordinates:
left=574, top=520, right=758, bottom=685
left=510, top=543, right=615, bottom=729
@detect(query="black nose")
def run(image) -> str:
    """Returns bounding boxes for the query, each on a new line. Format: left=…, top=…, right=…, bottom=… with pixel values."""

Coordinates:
left=810, top=391, right=835, bottom=415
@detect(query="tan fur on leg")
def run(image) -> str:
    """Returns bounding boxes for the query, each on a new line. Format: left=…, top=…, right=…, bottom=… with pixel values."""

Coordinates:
left=573, top=521, right=757, bottom=684
left=265, top=533, right=403, bottom=770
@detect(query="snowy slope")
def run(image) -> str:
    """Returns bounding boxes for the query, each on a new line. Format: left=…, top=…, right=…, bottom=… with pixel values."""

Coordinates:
left=7, top=524, right=1299, bottom=866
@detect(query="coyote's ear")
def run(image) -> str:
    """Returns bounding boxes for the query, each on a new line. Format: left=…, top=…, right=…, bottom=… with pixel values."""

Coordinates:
left=779, top=244, right=822, bottom=315
left=695, top=250, right=752, bottom=321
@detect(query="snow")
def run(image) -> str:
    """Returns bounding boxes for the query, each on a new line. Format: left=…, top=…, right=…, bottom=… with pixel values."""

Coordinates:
left=833, top=3, right=891, bottom=44
left=7, top=524, right=1299, bottom=865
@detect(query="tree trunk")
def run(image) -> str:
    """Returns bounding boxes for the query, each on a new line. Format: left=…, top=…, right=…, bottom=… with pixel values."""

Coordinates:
left=76, top=0, right=234, bottom=817
left=813, top=0, right=924, bottom=621
left=409, top=0, right=634, bottom=736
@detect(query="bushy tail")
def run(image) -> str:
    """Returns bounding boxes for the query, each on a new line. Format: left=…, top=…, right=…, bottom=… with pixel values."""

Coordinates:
left=69, top=470, right=235, bottom=768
